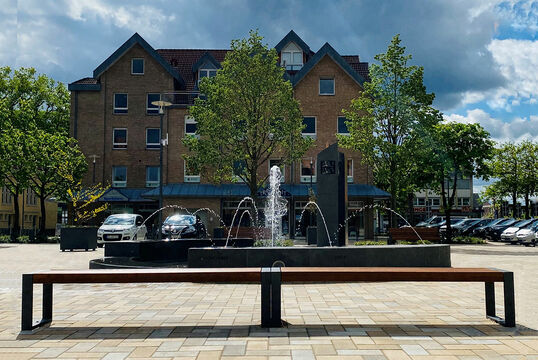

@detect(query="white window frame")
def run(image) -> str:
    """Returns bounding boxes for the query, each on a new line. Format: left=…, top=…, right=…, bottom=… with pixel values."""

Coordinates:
left=184, top=116, right=199, bottom=138
left=300, top=158, right=316, bottom=183
left=319, top=78, right=335, bottom=95
left=131, top=58, right=144, bottom=75
left=146, top=128, right=160, bottom=150
left=347, top=159, right=353, bottom=183
left=146, top=93, right=160, bottom=115
left=302, top=116, right=317, bottom=139
left=113, top=128, right=127, bottom=149
left=146, top=166, right=160, bottom=188
left=198, top=69, right=217, bottom=87
left=337, top=116, right=350, bottom=135
left=113, top=93, right=128, bottom=114
left=184, top=161, right=200, bottom=183
left=269, top=160, right=285, bottom=183
left=280, top=51, right=303, bottom=70
left=232, top=160, right=246, bottom=183
left=112, top=166, right=127, bottom=188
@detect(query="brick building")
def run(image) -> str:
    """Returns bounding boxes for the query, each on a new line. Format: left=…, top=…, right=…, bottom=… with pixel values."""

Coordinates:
left=68, top=30, right=389, bottom=240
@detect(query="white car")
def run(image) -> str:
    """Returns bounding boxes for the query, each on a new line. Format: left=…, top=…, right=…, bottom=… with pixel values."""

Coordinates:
left=517, top=222, right=538, bottom=246
left=501, top=219, right=537, bottom=243
left=97, top=214, right=147, bottom=244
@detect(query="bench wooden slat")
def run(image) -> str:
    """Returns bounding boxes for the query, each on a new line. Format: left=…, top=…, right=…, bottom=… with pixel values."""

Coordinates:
left=32, top=268, right=261, bottom=284
left=280, top=267, right=505, bottom=282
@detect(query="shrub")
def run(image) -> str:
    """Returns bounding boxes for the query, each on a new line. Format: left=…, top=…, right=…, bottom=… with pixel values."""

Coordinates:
left=254, top=239, right=294, bottom=247
left=16, top=236, right=30, bottom=243
left=355, top=240, right=387, bottom=246
left=0, top=235, right=11, bottom=243
left=452, top=236, right=486, bottom=244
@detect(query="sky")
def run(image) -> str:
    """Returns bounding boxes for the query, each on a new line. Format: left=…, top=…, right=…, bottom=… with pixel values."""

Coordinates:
left=1, top=0, right=537, bottom=193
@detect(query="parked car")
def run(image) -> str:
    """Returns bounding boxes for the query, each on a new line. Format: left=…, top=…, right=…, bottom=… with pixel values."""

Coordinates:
left=438, top=218, right=470, bottom=239
left=517, top=222, right=538, bottom=246
left=486, top=219, right=519, bottom=241
left=502, top=218, right=538, bottom=243
left=97, top=214, right=147, bottom=244
left=162, top=214, right=207, bottom=239
left=472, top=218, right=511, bottom=238
left=500, top=219, right=537, bottom=243
left=416, top=216, right=445, bottom=227
left=458, top=219, right=492, bottom=236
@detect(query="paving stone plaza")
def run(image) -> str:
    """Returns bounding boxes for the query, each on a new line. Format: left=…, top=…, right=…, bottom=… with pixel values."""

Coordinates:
left=1, top=243, right=538, bottom=359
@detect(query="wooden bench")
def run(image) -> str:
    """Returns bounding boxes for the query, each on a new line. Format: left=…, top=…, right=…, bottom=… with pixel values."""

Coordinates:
left=389, top=227, right=440, bottom=242
left=21, top=267, right=515, bottom=331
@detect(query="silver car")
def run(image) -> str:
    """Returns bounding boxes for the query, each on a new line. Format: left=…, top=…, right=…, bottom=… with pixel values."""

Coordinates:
left=517, top=222, right=538, bottom=246
left=97, top=214, right=147, bottom=244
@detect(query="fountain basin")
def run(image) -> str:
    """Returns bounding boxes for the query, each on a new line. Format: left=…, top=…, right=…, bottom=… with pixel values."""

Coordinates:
left=188, top=244, right=451, bottom=268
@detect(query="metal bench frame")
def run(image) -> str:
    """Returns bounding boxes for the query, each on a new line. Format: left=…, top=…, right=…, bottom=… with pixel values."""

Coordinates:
left=21, top=267, right=515, bottom=332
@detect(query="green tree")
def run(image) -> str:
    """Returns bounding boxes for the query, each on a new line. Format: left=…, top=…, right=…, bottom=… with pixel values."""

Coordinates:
left=27, top=130, right=87, bottom=239
left=184, top=30, right=311, bottom=206
left=492, top=143, right=522, bottom=218
left=338, top=34, right=440, bottom=225
left=519, top=141, right=538, bottom=219
left=481, top=181, right=508, bottom=218
left=0, top=127, right=31, bottom=239
left=425, top=122, right=494, bottom=242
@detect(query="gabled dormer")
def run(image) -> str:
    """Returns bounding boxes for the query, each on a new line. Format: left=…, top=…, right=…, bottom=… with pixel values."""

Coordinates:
left=192, top=52, right=221, bottom=89
left=275, top=30, right=312, bottom=72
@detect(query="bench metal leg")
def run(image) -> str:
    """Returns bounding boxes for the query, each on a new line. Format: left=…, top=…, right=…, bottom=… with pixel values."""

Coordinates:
left=21, top=275, right=53, bottom=332
left=261, top=267, right=282, bottom=327
left=485, top=272, right=516, bottom=327
left=485, top=282, right=495, bottom=317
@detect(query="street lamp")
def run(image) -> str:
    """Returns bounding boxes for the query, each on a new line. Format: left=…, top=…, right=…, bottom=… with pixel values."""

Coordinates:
left=89, top=155, right=99, bottom=184
left=151, top=99, right=172, bottom=240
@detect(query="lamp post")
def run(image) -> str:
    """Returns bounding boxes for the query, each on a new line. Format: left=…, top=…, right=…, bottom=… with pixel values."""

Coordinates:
left=89, top=155, right=99, bottom=184
left=151, top=99, right=172, bottom=240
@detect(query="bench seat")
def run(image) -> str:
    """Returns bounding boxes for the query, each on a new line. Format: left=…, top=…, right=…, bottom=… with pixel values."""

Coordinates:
left=21, top=266, right=515, bottom=332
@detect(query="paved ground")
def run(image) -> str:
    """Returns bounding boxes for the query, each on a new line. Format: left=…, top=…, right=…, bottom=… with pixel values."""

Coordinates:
left=1, top=243, right=538, bottom=359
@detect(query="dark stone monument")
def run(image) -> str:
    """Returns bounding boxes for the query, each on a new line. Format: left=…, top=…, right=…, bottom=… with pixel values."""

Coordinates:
left=316, top=143, right=347, bottom=246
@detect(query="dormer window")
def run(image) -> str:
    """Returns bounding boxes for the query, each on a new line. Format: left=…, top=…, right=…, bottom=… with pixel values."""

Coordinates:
left=198, top=69, right=217, bottom=87
left=280, top=42, right=303, bottom=71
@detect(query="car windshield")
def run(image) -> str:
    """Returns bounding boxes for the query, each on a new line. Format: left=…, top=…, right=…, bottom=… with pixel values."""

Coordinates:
left=499, top=219, right=517, bottom=227
left=462, top=219, right=481, bottom=228
left=486, top=218, right=504, bottom=227
left=521, top=220, right=538, bottom=229
left=103, top=215, right=134, bottom=225
left=513, top=219, right=532, bottom=228
left=164, top=215, right=195, bottom=226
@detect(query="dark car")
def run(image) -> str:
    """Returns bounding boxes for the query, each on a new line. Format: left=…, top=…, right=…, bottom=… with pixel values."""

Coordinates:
left=458, top=219, right=492, bottom=236
left=439, top=218, right=475, bottom=240
left=161, top=214, right=207, bottom=239
left=486, top=219, right=519, bottom=241
left=472, top=218, right=511, bottom=238
left=416, top=216, right=444, bottom=227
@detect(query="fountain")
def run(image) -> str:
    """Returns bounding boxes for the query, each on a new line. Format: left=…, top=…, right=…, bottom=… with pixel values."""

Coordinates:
left=265, top=166, right=288, bottom=246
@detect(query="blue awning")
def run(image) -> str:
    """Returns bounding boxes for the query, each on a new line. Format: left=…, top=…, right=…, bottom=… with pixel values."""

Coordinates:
left=100, top=188, right=156, bottom=202
left=142, top=183, right=390, bottom=199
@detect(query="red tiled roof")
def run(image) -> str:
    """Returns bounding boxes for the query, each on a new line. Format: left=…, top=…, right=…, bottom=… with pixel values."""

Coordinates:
left=71, top=77, right=99, bottom=85
left=157, top=49, right=229, bottom=91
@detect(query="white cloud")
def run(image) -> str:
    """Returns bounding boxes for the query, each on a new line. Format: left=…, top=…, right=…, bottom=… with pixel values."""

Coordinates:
left=444, top=108, right=538, bottom=143
left=461, top=38, right=538, bottom=110
left=65, top=1, right=176, bottom=39
left=496, top=0, right=538, bottom=34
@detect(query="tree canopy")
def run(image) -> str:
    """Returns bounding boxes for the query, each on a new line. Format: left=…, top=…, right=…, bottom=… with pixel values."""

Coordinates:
left=184, top=30, right=312, bottom=202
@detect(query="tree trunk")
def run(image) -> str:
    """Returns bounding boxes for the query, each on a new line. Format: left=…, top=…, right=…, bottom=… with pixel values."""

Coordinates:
left=389, top=161, right=397, bottom=228
left=407, top=192, right=415, bottom=225
left=38, top=194, right=47, bottom=241
left=11, top=190, right=21, bottom=241
left=524, top=192, right=530, bottom=219
left=512, top=192, right=517, bottom=218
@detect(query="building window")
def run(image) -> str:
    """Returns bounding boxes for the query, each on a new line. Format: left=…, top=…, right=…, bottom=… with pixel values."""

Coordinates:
left=457, top=197, right=470, bottom=206
left=269, top=159, right=285, bottom=183
left=184, top=116, right=198, bottom=137
left=300, top=158, right=316, bottom=183
left=347, top=159, right=353, bottom=183
left=319, top=78, right=335, bottom=95
left=430, top=198, right=440, bottom=207
left=113, top=128, right=127, bottom=149
left=338, top=116, right=349, bottom=135
left=232, top=160, right=246, bottom=182
left=26, top=189, right=36, bottom=206
left=302, top=116, right=316, bottom=138
left=131, top=58, right=144, bottom=75
left=112, top=166, right=127, bottom=188
left=146, top=166, right=159, bottom=187
left=184, top=161, right=200, bottom=183
left=146, top=128, right=160, bottom=149
left=1, top=187, right=11, bottom=204
left=147, top=93, right=160, bottom=114
left=281, top=51, right=303, bottom=70
left=414, top=197, right=426, bottom=206
left=198, top=69, right=217, bottom=86
left=113, top=93, right=128, bottom=114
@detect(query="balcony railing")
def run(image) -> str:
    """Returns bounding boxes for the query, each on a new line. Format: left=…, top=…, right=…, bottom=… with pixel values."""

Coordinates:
left=162, top=91, right=201, bottom=106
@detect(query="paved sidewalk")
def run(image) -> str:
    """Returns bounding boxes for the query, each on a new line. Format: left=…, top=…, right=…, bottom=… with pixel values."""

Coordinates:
left=1, top=243, right=538, bottom=359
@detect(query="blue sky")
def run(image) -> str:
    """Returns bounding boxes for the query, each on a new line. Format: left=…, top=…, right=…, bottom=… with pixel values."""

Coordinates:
left=1, top=0, right=537, bottom=191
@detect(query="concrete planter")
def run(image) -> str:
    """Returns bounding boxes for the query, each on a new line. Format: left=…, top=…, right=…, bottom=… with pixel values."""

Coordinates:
left=60, top=227, right=98, bottom=251
left=188, top=244, right=451, bottom=268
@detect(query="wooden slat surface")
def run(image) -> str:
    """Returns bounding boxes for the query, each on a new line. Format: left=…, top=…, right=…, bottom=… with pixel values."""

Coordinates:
left=280, top=267, right=505, bottom=282
left=32, top=268, right=261, bottom=284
